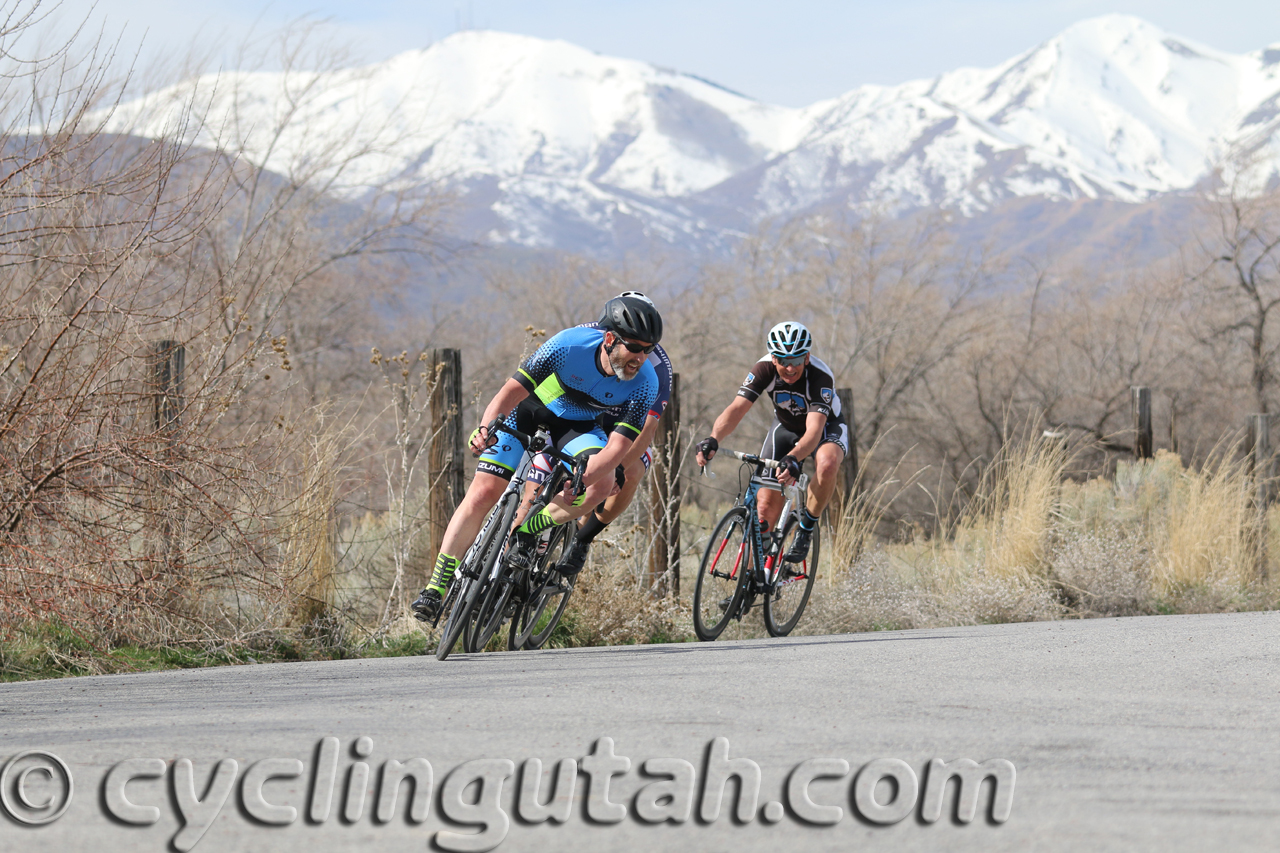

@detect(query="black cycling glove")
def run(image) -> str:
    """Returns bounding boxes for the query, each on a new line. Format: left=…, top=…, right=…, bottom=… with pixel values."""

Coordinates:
left=780, top=454, right=801, bottom=480
left=696, top=436, right=718, bottom=461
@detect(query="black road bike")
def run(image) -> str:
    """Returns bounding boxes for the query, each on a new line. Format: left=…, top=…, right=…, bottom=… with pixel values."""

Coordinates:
left=432, top=420, right=586, bottom=660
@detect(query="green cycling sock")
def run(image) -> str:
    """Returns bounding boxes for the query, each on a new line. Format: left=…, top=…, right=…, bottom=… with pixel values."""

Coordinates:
left=427, top=553, right=459, bottom=594
left=518, top=508, right=562, bottom=537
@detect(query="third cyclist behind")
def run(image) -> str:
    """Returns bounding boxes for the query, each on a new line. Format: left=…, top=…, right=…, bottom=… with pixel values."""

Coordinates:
left=694, top=321, right=848, bottom=562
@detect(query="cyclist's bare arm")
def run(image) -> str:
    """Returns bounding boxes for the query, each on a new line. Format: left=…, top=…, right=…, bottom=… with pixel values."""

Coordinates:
left=697, top=396, right=753, bottom=465
left=473, top=379, right=530, bottom=453
left=777, top=411, right=828, bottom=485
left=582, top=431, right=633, bottom=489
left=790, top=411, right=829, bottom=464
left=620, top=414, right=659, bottom=469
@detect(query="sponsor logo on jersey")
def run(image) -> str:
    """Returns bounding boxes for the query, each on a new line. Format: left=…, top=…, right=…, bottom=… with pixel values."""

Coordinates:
left=821, top=388, right=833, bottom=405
left=744, top=372, right=755, bottom=385
left=775, top=391, right=808, bottom=415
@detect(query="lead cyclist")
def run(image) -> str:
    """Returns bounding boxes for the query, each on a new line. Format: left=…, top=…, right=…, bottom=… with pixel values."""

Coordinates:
left=522, top=291, right=675, bottom=576
left=412, top=295, right=663, bottom=621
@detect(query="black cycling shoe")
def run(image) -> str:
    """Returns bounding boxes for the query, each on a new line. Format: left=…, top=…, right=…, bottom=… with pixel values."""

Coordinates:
left=411, top=588, right=443, bottom=622
left=784, top=526, right=813, bottom=563
left=507, top=532, right=538, bottom=570
left=557, top=537, right=591, bottom=577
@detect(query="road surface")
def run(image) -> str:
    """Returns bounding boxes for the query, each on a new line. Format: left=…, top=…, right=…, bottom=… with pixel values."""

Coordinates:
left=1, top=611, right=1277, bottom=851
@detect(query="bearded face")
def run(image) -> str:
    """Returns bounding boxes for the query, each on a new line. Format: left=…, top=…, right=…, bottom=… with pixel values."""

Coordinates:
left=606, top=333, right=647, bottom=380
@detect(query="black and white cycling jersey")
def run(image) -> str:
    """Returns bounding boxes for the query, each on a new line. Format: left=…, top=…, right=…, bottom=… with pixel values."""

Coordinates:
left=736, top=354, right=845, bottom=434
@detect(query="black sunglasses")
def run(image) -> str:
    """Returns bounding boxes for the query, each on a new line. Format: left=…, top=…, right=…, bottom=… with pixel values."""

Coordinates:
left=612, top=334, right=656, bottom=355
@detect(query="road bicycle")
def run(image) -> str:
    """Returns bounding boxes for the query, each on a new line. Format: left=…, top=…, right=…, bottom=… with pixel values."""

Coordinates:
left=432, top=420, right=586, bottom=661
left=693, top=450, right=820, bottom=640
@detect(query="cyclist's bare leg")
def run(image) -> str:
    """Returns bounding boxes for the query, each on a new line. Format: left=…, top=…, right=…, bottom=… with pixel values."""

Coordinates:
left=529, top=432, right=629, bottom=526
left=437, top=471, right=509, bottom=559
left=757, top=487, right=785, bottom=533
left=806, top=442, right=845, bottom=517
left=516, top=478, right=539, bottom=527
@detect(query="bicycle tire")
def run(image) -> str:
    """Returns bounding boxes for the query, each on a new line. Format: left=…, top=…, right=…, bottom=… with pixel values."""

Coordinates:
left=434, top=574, right=481, bottom=662
left=469, top=528, right=520, bottom=653
left=437, top=491, right=516, bottom=661
left=514, top=525, right=577, bottom=650
left=763, top=515, right=820, bottom=637
left=693, top=506, right=753, bottom=641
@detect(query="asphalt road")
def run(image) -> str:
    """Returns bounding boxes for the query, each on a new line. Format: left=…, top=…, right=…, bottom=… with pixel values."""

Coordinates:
left=1, top=611, right=1277, bottom=852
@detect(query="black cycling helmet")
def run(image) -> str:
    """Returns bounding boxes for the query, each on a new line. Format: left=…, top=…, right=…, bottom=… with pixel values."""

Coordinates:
left=600, top=294, right=663, bottom=345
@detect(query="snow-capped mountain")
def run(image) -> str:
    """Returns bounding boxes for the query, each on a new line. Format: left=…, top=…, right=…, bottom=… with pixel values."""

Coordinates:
left=729, top=15, right=1280, bottom=220
left=103, top=15, right=1280, bottom=255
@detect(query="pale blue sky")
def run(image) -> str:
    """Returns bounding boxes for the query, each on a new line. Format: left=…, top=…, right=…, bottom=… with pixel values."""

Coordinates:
left=51, top=0, right=1280, bottom=105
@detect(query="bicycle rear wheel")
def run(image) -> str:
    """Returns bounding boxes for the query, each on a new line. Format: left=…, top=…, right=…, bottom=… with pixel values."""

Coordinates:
left=763, top=515, right=820, bottom=637
left=693, top=506, right=753, bottom=641
left=514, top=524, right=577, bottom=650
left=437, top=491, right=516, bottom=661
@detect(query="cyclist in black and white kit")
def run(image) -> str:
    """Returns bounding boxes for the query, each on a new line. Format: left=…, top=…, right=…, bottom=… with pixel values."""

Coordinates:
left=695, top=321, right=848, bottom=562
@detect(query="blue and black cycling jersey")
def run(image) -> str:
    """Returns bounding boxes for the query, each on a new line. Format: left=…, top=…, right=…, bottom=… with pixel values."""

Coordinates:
left=513, top=326, right=659, bottom=439
left=578, top=322, right=673, bottom=420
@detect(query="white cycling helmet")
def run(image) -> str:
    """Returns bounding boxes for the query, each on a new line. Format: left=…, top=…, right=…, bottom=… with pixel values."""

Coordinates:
left=618, top=290, right=654, bottom=306
left=766, top=321, right=812, bottom=358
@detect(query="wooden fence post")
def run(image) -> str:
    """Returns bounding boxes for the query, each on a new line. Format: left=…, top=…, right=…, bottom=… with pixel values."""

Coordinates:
left=1131, top=386, right=1152, bottom=459
left=1250, top=413, right=1271, bottom=581
left=834, top=388, right=859, bottom=508
left=648, top=373, right=681, bottom=596
left=146, top=340, right=185, bottom=578
left=149, top=340, right=184, bottom=433
left=427, top=349, right=464, bottom=571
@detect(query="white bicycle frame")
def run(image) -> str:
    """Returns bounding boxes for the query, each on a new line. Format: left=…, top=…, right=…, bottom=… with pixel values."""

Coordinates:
left=750, top=472, right=810, bottom=584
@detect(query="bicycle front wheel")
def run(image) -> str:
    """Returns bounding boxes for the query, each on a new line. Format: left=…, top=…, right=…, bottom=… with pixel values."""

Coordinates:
left=435, top=573, right=482, bottom=662
left=763, top=515, right=819, bottom=637
left=693, top=507, right=753, bottom=641
left=441, top=491, right=516, bottom=659
left=517, top=524, right=577, bottom=650
left=469, top=536, right=518, bottom=652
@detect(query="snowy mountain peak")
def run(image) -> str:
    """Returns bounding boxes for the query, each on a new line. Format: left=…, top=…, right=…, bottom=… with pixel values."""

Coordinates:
left=102, top=17, right=1280, bottom=254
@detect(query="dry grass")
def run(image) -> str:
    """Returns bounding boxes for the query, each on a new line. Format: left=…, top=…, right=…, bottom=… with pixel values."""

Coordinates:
left=797, top=439, right=1278, bottom=637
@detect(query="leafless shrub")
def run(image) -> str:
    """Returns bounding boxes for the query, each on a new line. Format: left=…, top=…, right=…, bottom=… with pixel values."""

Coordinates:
left=0, top=5, right=452, bottom=655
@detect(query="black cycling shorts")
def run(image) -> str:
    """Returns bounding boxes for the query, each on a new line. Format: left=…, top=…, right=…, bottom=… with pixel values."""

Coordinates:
left=757, top=416, right=848, bottom=481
